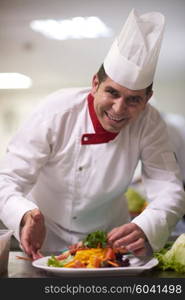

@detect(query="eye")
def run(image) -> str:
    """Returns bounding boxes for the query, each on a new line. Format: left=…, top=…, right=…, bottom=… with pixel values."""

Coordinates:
left=126, top=96, right=142, bottom=106
left=105, top=88, right=120, bottom=98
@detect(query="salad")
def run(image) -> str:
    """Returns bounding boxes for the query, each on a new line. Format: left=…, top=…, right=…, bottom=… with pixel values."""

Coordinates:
left=47, top=230, right=130, bottom=268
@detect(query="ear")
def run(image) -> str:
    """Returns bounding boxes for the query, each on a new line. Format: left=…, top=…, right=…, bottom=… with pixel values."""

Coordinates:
left=91, top=74, right=100, bottom=96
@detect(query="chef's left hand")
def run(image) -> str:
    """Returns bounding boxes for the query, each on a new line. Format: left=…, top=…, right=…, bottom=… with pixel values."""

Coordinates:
left=107, top=223, right=147, bottom=256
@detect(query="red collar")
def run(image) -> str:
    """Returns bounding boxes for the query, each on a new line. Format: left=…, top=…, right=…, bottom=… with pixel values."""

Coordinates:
left=81, top=93, right=118, bottom=145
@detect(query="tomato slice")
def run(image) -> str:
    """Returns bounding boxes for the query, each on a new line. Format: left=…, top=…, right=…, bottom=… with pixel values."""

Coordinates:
left=56, top=250, right=70, bottom=260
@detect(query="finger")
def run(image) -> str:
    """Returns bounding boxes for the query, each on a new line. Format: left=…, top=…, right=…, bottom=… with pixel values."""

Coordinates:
left=31, top=249, right=43, bottom=260
left=21, top=230, right=36, bottom=257
left=107, top=227, right=119, bottom=239
left=31, top=250, right=39, bottom=260
left=31, top=209, right=43, bottom=222
left=36, top=250, right=44, bottom=258
left=111, top=231, right=139, bottom=248
left=108, top=226, right=129, bottom=238
left=22, top=236, right=42, bottom=258
left=108, top=225, right=132, bottom=243
left=125, top=237, right=146, bottom=253
left=133, top=247, right=146, bottom=256
left=20, top=217, right=33, bottom=255
left=21, top=239, right=34, bottom=257
left=21, top=222, right=39, bottom=255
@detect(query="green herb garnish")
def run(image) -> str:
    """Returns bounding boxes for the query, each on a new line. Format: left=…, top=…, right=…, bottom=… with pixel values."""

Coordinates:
left=83, top=230, right=107, bottom=248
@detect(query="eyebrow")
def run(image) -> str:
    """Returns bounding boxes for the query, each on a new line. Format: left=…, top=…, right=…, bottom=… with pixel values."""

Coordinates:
left=105, top=86, right=120, bottom=93
left=106, top=86, right=143, bottom=99
left=127, top=95, right=143, bottom=100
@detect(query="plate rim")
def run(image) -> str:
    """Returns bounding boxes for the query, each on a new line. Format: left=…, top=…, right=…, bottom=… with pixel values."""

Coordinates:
left=32, top=255, right=158, bottom=274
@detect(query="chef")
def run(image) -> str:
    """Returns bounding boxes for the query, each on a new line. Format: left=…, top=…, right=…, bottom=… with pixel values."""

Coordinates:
left=0, top=9, right=185, bottom=260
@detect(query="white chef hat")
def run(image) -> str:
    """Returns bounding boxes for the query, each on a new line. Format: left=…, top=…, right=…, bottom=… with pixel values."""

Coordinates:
left=103, top=9, right=165, bottom=90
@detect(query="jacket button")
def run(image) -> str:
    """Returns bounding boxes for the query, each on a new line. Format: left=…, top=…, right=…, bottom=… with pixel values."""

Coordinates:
left=73, top=216, right=77, bottom=220
left=78, top=166, right=83, bottom=171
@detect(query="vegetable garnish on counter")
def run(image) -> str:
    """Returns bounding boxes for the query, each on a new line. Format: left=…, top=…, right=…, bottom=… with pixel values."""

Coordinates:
left=154, top=233, right=185, bottom=273
left=47, top=230, right=130, bottom=269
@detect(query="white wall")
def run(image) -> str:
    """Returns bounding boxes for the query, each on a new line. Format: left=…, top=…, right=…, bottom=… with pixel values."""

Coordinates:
left=0, top=89, right=50, bottom=157
left=154, top=80, right=185, bottom=115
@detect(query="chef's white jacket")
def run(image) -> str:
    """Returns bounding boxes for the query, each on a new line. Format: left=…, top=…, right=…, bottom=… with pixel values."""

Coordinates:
left=163, top=114, right=185, bottom=183
left=0, top=87, right=185, bottom=252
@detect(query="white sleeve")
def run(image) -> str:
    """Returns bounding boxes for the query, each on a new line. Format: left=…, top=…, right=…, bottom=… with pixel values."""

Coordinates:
left=0, top=113, right=53, bottom=240
left=132, top=109, right=185, bottom=251
left=166, top=123, right=185, bottom=183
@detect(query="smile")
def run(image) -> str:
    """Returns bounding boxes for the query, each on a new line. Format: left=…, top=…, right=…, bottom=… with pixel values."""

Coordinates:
left=105, top=112, right=129, bottom=122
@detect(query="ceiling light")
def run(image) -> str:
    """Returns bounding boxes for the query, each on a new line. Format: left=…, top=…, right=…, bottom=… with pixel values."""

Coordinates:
left=30, top=16, right=113, bottom=40
left=0, top=73, right=32, bottom=89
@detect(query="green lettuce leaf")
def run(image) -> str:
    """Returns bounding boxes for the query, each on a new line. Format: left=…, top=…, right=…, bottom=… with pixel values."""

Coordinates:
left=154, top=234, right=185, bottom=273
left=125, top=188, right=146, bottom=212
left=47, top=254, right=73, bottom=267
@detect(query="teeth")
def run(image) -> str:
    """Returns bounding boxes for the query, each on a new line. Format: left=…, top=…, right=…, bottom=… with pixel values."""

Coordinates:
left=107, top=112, right=127, bottom=122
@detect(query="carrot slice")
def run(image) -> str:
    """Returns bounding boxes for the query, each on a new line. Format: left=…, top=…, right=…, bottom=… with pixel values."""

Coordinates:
left=16, top=256, right=32, bottom=261
left=107, top=260, right=120, bottom=267
left=104, top=248, right=116, bottom=260
left=92, top=257, right=101, bottom=268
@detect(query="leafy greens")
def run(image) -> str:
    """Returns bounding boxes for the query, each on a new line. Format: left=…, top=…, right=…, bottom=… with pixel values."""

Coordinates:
left=154, top=233, right=185, bottom=273
left=83, top=230, right=107, bottom=248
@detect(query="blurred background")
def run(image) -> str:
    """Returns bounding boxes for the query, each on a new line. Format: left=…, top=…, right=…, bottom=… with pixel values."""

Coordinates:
left=0, top=0, right=185, bottom=157
left=0, top=0, right=185, bottom=246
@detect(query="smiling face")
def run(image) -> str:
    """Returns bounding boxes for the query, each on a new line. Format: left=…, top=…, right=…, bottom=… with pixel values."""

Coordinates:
left=91, top=75, right=153, bottom=133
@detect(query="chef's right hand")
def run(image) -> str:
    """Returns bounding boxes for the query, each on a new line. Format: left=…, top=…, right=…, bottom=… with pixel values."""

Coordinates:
left=20, top=208, right=46, bottom=260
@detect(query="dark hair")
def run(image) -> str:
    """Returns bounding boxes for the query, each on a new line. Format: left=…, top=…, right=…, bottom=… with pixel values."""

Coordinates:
left=97, top=64, right=108, bottom=83
left=97, top=64, right=153, bottom=95
left=145, top=83, right=153, bottom=95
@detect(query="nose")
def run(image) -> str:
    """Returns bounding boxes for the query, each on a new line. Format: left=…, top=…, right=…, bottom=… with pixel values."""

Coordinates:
left=112, top=97, right=127, bottom=114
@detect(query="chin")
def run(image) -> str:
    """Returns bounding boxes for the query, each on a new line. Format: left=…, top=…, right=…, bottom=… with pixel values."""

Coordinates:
left=105, top=125, right=120, bottom=133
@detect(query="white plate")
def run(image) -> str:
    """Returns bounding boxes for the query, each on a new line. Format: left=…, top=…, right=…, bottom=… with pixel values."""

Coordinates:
left=32, top=255, right=158, bottom=277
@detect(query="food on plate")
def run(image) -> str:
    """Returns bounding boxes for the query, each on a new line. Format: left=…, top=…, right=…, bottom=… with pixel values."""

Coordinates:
left=125, top=188, right=148, bottom=216
left=83, top=230, right=107, bottom=248
left=154, top=233, right=185, bottom=273
left=47, top=230, right=130, bottom=268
